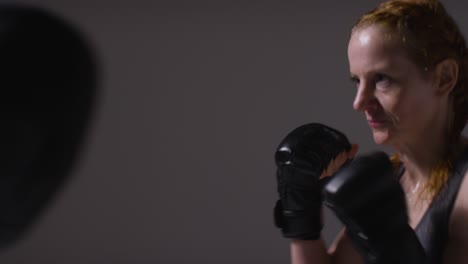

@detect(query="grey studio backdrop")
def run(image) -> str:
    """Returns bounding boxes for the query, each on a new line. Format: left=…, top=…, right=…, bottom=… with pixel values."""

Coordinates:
left=2, top=0, right=468, bottom=263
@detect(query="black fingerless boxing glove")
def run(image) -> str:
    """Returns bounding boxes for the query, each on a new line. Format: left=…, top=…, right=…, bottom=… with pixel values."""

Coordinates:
left=274, top=123, right=351, bottom=240
left=323, top=152, right=426, bottom=263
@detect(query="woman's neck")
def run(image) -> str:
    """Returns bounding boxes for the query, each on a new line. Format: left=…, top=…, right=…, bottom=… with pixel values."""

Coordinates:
left=394, top=135, right=467, bottom=189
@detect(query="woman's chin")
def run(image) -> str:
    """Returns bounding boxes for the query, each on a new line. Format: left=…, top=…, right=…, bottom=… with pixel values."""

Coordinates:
left=372, top=130, right=391, bottom=145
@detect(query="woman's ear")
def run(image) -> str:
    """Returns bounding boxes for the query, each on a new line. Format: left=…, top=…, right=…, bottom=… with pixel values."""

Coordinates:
left=434, top=58, right=458, bottom=97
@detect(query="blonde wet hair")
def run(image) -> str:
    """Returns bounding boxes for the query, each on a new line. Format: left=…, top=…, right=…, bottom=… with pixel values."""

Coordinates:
left=354, top=0, right=468, bottom=197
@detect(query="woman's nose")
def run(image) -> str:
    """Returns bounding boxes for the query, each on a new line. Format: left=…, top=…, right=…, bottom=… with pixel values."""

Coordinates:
left=353, top=81, right=376, bottom=112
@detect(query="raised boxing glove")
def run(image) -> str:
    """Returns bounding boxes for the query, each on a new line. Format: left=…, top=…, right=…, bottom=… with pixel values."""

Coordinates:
left=274, top=123, right=351, bottom=240
left=323, top=151, right=426, bottom=263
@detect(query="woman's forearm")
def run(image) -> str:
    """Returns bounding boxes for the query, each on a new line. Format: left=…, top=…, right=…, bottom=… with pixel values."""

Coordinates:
left=290, top=239, right=332, bottom=264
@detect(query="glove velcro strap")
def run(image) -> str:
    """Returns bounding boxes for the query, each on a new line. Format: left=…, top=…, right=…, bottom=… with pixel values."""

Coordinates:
left=274, top=200, right=322, bottom=240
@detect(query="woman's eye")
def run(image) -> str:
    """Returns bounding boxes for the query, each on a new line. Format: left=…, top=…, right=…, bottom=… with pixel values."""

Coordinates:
left=375, top=74, right=387, bottom=82
left=375, top=74, right=391, bottom=88
left=350, top=76, right=360, bottom=87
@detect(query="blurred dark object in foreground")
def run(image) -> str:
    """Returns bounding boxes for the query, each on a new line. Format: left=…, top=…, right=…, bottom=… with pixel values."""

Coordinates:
left=0, top=4, right=98, bottom=249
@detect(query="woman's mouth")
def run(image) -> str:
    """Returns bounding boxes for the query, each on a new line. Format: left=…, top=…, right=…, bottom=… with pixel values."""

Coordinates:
left=367, top=119, right=387, bottom=128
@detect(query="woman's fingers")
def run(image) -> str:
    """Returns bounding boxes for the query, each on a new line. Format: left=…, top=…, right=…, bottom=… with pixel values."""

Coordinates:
left=349, top=144, right=359, bottom=159
left=320, top=144, right=359, bottom=179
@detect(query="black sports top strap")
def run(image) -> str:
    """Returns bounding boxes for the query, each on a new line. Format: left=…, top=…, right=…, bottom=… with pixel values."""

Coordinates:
left=414, top=146, right=468, bottom=264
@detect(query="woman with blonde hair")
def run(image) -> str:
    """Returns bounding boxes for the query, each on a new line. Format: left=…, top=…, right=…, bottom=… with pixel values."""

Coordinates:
left=273, top=0, right=468, bottom=263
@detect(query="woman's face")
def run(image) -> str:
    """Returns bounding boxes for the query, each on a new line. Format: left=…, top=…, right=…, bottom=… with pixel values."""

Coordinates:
left=348, top=25, right=441, bottom=147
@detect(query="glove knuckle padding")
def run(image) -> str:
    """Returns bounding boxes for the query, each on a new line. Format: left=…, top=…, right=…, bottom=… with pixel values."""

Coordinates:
left=276, top=124, right=350, bottom=169
left=323, top=152, right=426, bottom=263
left=274, top=123, right=351, bottom=240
